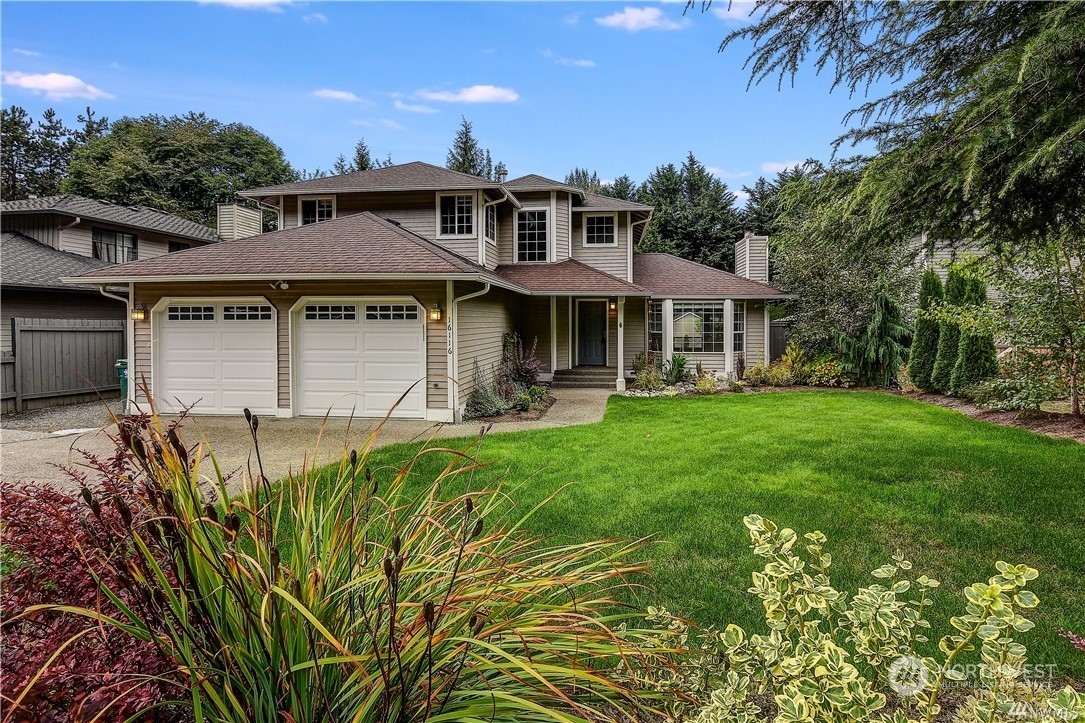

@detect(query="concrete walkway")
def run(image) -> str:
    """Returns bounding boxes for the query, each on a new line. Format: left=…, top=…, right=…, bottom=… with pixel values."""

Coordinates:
left=0, top=389, right=613, bottom=494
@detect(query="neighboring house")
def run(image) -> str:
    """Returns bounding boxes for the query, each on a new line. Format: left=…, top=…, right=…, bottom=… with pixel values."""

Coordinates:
left=1, top=195, right=219, bottom=411
left=69, top=162, right=787, bottom=421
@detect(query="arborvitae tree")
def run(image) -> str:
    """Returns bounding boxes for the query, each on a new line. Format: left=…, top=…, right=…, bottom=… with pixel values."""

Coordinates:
left=950, top=276, right=998, bottom=395
left=353, top=139, right=373, bottom=171
left=908, top=268, right=944, bottom=390
left=930, top=267, right=968, bottom=393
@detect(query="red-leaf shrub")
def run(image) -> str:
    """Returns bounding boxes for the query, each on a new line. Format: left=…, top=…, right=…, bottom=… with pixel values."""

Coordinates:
left=1, top=424, right=185, bottom=722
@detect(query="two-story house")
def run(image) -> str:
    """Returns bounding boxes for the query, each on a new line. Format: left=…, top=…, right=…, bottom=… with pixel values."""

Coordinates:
left=1, top=194, right=219, bottom=411
left=70, top=162, right=786, bottom=421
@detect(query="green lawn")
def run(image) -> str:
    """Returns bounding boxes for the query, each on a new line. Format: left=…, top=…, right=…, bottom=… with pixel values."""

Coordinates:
left=322, top=391, right=1085, bottom=675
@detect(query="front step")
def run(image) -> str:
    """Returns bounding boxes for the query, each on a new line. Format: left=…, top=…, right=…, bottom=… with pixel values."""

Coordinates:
left=552, top=367, right=630, bottom=389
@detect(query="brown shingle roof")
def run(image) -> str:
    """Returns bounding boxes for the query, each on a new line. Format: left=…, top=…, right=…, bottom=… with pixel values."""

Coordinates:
left=633, top=253, right=789, bottom=298
left=2, top=231, right=112, bottom=292
left=70, top=212, right=517, bottom=285
left=240, top=161, right=504, bottom=197
left=504, top=174, right=584, bottom=196
left=494, top=259, right=650, bottom=296
left=1, top=194, right=219, bottom=243
left=578, top=192, right=652, bottom=211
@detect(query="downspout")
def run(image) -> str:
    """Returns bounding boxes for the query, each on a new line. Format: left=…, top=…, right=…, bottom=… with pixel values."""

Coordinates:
left=59, top=216, right=82, bottom=231
left=99, top=284, right=135, bottom=409
left=450, top=282, right=492, bottom=423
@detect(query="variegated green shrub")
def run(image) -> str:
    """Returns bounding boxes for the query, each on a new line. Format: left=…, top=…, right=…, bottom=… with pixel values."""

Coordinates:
left=641, top=515, right=1084, bottom=723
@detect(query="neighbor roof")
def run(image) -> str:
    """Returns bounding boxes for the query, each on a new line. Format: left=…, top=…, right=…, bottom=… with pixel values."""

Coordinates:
left=633, top=253, right=789, bottom=298
left=2, top=231, right=113, bottom=292
left=240, top=161, right=508, bottom=197
left=495, top=259, right=651, bottom=296
left=1, top=195, right=219, bottom=244
left=68, top=212, right=522, bottom=289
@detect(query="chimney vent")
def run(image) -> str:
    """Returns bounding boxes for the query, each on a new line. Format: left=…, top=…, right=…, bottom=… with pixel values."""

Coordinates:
left=495, top=162, right=508, bottom=184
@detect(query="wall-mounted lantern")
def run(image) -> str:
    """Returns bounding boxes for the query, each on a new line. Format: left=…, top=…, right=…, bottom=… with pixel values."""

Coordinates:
left=131, top=304, right=147, bottom=322
left=429, top=303, right=443, bottom=321
left=609, top=300, right=617, bottom=311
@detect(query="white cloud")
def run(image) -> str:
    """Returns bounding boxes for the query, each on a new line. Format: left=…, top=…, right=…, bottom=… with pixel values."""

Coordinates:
left=563, top=12, right=581, bottom=25
left=196, top=0, right=291, bottom=11
left=712, top=1, right=757, bottom=24
left=12, top=48, right=42, bottom=57
left=595, top=7, right=686, bottom=32
left=416, top=85, right=519, bottom=103
left=708, top=167, right=752, bottom=180
left=2, top=71, right=113, bottom=100
left=761, top=161, right=801, bottom=173
left=352, top=118, right=404, bottom=131
left=394, top=100, right=438, bottom=114
left=733, top=189, right=750, bottom=204
left=302, top=12, right=326, bottom=23
left=542, top=49, right=596, bottom=68
left=312, top=88, right=364, bottom=102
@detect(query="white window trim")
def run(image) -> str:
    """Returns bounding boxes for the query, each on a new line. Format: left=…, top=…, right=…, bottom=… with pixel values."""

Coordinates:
left=582, top=213, right=618, bottom=247
left=484, top=202, right=498, bottom=245
left=299, top=195, right=336, bottom=226
left=734, top=300, right=747, bottom=355
left=435, top=192, right=478, bottom=239
left=515, top=206, right=550, bottom=264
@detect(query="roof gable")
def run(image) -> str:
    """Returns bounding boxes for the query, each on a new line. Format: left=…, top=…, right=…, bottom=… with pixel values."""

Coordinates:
left=240, top=161, right=502, bottom=197
left=0, top=194, right=219, bottom=243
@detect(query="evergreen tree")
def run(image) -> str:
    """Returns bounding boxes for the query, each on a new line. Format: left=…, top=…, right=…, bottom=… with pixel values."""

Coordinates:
left=353, top=138, right=373, bottom=171
left=31, top=109, right=74, bottom=197
left=565, top=167, right=602, bottom=193
left=1, top=106, right=36, bottom=200
left=600, top=174, right=637, bottom=201
left=908, top=268, right=944, bottom=390
left=950, top=276, right=998, bottom=395
left=445, top=117, right=499, bottom=179
left=930, top=267, right=968, bottom=393
left=73, top=106, right=109, bottom=145
left=837, top=290, right=911, bottom=388
left=332, top=153, right=354, bottom=176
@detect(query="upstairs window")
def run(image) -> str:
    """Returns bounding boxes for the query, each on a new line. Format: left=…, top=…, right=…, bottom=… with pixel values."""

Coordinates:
left=584, top=214, right=617, bottom=246
left=516, top=209, right=548, bottom=263
left=301, top=197, right=335, bottom=225
left=485, top=203, right=497, bottom=244
left=439, top=194, right=474, bottom=236
left=92, top=228, right=137, bottom=264
left=168, top=241, right=189, bottom=253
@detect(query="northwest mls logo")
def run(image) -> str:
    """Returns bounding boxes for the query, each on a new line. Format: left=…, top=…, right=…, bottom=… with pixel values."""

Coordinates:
left=888, top=655, right=929, bottom=697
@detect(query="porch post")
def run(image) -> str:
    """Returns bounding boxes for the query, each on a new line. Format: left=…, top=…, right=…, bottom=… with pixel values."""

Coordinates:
left=763, top=301, right=771, bottom=364
left=616, top=296, right=626, bottom=391
left=662, top=298, right=674, bottom=364
left=724, top=298, right=735, bottom=376
left=550, top=295, right=558, bottom=375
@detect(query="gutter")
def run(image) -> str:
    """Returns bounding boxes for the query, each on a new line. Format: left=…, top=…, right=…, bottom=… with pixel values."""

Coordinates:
left=449, top=281, right=492, bottom=421
left=60, top=272, right=529, bottom=295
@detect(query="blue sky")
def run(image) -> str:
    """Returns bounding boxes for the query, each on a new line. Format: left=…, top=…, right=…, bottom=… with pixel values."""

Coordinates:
left=1, top=1, right=878, bottom=201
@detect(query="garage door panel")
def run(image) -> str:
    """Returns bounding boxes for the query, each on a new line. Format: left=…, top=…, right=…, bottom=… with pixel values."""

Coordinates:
left=157, top=302, right=277, bottom=415
left=297, top=298, right=426, bottom=419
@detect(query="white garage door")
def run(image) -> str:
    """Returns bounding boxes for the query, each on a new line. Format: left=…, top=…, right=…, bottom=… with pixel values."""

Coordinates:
left=157, top=302, right=278, bottom=415
left=296, top=299, right=426, bottom=418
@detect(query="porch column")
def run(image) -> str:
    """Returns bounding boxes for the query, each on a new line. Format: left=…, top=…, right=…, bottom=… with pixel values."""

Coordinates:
left=550, top=295, right=558, bottom=375
left=616, top=296, right=626, bottom=391
left=724, top=298, right=735, bottom=376
left=662, top=298, right=674, bottom=364
left=763, top=302, right=771, bottom=364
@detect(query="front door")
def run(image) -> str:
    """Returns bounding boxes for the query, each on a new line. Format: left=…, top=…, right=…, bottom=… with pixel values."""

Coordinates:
left=577, top=300, right=607, bottom=365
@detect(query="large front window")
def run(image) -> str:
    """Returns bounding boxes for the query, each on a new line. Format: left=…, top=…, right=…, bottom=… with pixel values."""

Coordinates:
left=516, top=209, right=548, bottom=262
left=301, top=197, right=334, bottom=225
left=439, top=194, right=474, bottom=236
left=92, top=228, right=137, bottom=263
left=673, top=302, right=728, bottom=353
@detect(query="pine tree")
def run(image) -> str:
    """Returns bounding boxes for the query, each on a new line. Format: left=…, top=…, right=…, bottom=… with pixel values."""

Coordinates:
left=353, top=139, right=374, bottom=171
left=908, top=268, right=944, bottom=390
left=565, top=167, right=602, bottom=193
left=445, top=117, right=499, bottom=178
left=600, top=174, right=637, bottom=201
left=950, top=276, right=998, bottom=395
left=332, top=153, right=354, bottom=175
left=1, top=105, right=36, bottom=200
left=930, top=267, right=968, bottom=393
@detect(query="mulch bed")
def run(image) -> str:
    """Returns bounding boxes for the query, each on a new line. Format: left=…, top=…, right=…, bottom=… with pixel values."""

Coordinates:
left=471, top=395, right=557, bottom=423
left=903, top=392, right=1084, bottom=444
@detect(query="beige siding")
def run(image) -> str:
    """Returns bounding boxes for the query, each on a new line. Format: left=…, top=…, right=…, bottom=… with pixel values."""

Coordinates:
left=554, top=192, right=571, bottom=260
left=571, top=212, right=630, bottom=281
left=217, top=203, right=263, bottom=240
left=555, top=297, right=571, bottom=371
left=1, top=289, right=124, bottom=353
left=497, top=205, right=516, bottom=265
left=517, top=296, right=553, bottom=373
left=745, top=301, right=767, bottom=364
left=484, top=240, right=499, bottom=270
left=281, top=191, right=481, bottom=264
left=623, top=299, right=646, bottom=370
left=2, top=214, right=62, bottom=249
left=455, top=286, right=514, bottom=401
left=132, top=281, right=448, bottom=412
left=59, top=225, right=94, bottom=257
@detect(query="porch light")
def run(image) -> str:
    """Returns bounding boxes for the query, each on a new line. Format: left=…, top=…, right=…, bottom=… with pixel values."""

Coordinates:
left=131, top=304, right=147, bottom=322
left=609, top=300, right=617, bottom=311
left=429, top=303, right=443, bottom=321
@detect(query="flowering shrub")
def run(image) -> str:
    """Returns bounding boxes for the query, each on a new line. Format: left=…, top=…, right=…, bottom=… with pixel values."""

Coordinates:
left=1, top=428, right=184, bottom=721
left=695, top=371, right=721, bottom=394
left=806, top=356, right=852, bottom=387
left=637, top=516, right=1085, bottom=723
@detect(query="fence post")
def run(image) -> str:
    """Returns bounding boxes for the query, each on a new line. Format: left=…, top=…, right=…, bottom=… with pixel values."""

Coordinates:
left=13, top=318, right=23, bottom=413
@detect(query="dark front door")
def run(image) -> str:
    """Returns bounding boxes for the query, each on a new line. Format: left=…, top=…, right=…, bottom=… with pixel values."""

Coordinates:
left=577, top=300, right=607, bottom=365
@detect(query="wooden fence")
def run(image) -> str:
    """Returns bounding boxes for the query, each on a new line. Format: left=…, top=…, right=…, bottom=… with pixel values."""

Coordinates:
left=769, top=321, right=791, bottom=361
left=2, top=318, right=125, bottom=413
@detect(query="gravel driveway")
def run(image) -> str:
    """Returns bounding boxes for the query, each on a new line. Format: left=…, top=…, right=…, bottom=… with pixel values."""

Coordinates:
left=1, top=399, right=125, bottom=433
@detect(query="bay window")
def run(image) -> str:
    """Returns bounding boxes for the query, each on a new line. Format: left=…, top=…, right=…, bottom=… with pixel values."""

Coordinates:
left=733, top=301, right=746, bottom=354
left=672, top=302, right=728, bottom=353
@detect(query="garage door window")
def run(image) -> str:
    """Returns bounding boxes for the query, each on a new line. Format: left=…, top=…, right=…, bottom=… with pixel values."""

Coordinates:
left=167, top=305, right=215, bottom=321
left=305, top=304, right=356, bottom=320
left=223, top=305, right=273, bottom=321
left=365, top=304, right=419, bottom=320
